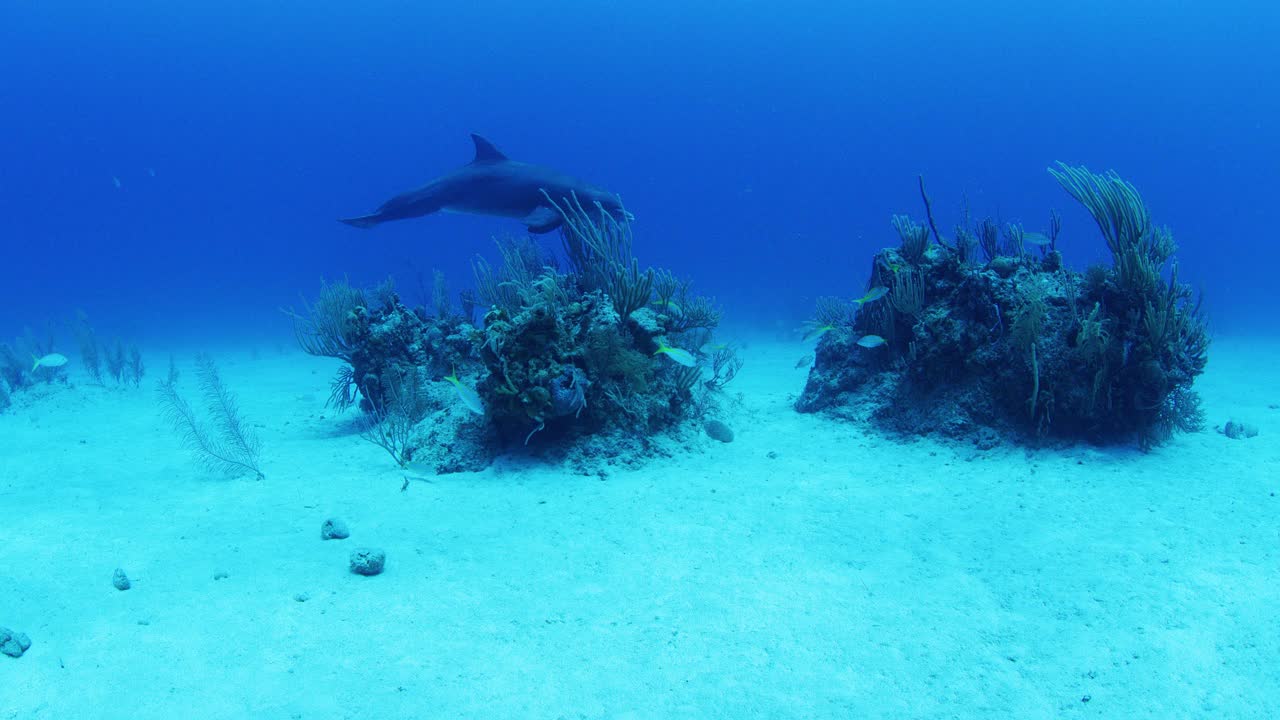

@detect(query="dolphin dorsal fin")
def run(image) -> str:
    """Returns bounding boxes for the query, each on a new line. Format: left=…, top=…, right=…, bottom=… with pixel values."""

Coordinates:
left=470, top=134, right=508, bottom=163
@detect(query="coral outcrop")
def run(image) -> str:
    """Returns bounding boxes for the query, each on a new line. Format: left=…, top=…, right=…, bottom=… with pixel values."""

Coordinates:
left=798, top=165, right=1208, bottom=449
left=291, top=198, right=739, bottom=471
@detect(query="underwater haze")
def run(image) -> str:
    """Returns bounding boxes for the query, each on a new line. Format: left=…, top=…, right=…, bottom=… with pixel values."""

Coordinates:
left=3, top=0, right=1278, bottom=340
left=3, top=1, right=1280, bottom=718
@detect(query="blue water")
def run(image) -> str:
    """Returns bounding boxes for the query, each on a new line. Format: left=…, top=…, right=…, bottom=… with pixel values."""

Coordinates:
left=3, top=0, right=1276, bottom=344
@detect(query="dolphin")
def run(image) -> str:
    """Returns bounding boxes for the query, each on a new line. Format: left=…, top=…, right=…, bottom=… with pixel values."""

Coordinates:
left=339, top=134, right=629, bottom=234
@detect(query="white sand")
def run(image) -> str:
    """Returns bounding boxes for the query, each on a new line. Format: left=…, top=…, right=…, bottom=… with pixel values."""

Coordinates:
left=1, top=339, right=1276, bottom=718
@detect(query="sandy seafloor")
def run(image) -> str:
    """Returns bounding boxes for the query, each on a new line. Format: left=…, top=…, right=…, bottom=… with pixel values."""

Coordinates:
left=1, top=336, right=1276, bottom=720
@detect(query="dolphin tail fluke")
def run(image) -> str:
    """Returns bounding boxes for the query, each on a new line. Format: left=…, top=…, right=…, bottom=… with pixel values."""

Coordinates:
left=339, top=214, right=381, bottom=229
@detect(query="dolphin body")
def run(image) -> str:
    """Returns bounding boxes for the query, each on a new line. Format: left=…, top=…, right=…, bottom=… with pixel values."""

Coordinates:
left=339, top=134, right=628, bottom=234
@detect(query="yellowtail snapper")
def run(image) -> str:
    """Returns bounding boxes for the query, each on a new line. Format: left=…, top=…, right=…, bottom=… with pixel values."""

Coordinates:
left=654, top=342, right=697, bottom=367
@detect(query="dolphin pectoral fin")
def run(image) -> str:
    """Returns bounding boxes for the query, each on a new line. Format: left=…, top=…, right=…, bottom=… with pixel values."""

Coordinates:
left=522, top=206, right=562, bottom=234
left=339, top=214, right=381, bottom=229
left=470, top=134, right=509, bottom=163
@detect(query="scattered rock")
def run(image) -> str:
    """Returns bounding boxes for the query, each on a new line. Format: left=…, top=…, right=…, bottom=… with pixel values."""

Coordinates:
left=988, top=256, right=1018, bottom=278
left=349, top=547, right=386, bottom=576
left=112, top=568, right=131, bottom=591
left=212, top=571, right=230, bottom=580
left=294, top=592, right=311, bottom=603
left=320, top=518, right=350, bottom=540
left=0, top=627, right=31, bottom=658
left=1223, top=420, right=1259, bottom=440
left=704, top=419, right=734, bottom=443
left=408, top=406, right=499, bottom=475
left=973, top=427, right=1002, bottom=451
left=629, top=307, right=664, bottom=335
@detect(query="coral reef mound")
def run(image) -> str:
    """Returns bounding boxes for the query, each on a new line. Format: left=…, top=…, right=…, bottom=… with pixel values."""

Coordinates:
left=290, top=198, right=740, bottom=472
left=798, top=165, right=1208, bottom=450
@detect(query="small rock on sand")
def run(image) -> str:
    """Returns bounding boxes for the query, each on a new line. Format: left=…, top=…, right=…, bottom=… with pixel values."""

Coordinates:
left=321, top=518, right=350, bottom=540
left=1223, top=420, right=1259, bottom=439
left=1, top=627, right=32, bottom=658
left=704, top=419, right=734, bottom=443
left=349, top=547, right=385, bottom=576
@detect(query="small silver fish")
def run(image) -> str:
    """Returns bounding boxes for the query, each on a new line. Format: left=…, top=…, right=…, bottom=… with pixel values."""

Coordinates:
left=32, top=353, right=69, bottom=371
left=1023, top=232, right=1052, bottom=246
left=856, top=335, right=886, bottom=348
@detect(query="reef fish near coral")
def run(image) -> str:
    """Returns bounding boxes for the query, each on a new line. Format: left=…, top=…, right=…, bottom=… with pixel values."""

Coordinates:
left=853, top=286, right=889, bottom=305
left=339, top=134, right=631, bottom=234
left=654, top=342, right=697, bottom=367
left=444, top=373, right=485, bottom=415
left=855, top=335, right=886, bottom=348
left=802, top=323, right=834, bottom=342
left=31, top=353, right=68, bottom=371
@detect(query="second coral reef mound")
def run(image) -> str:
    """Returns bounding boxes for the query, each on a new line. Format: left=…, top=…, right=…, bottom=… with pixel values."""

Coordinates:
left=798, top=165, right=1208, bottom=450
